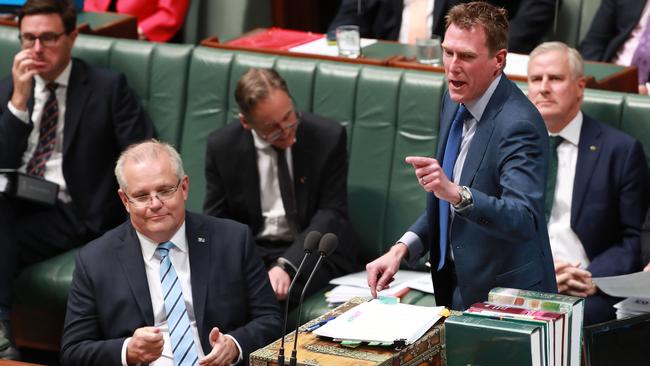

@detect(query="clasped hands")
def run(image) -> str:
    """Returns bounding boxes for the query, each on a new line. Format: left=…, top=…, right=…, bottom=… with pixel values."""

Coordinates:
left=126, top=326, right=239, bottom=366
left=554, top=260, right=597, bottom=298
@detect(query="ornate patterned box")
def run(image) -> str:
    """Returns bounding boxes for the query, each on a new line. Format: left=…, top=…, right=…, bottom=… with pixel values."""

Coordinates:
left=250, top=297, right=446, bottom=366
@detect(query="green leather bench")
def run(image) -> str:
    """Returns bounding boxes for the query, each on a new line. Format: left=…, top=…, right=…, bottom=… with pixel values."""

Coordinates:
left=1, top=25, right=650, bottom=351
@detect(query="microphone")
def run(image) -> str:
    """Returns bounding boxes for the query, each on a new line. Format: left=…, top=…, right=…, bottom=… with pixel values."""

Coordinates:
left=277, top=231, right=322, bottom=366
left=289, top=233, right=338, bottom=366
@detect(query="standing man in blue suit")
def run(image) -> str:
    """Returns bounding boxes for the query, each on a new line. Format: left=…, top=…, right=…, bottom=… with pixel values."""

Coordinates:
left=366, top=2, right=556, bottom=310
left=527, top=42, right=650, bottom=325
left=61, top=140, right=281, bottom=366
left=0, top=0, right=154, bottom=359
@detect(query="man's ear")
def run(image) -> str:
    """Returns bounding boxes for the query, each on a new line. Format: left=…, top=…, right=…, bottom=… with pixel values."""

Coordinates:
left=117, top=189, right=131, bottom=214
left=239, top=113, right=252, bottom=130
left=494, top=48, right=507, bottom=75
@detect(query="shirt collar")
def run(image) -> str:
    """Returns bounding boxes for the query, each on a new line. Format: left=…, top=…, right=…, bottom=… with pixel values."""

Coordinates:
left=250, top=128, right=297, bottom=152
left=137, top=221, right=188, bottom=261
left=550, top=110, right=583, bottom=146
left=34, top=59, right=72, bottom=91
left=464, top=74, right=502, bottom=122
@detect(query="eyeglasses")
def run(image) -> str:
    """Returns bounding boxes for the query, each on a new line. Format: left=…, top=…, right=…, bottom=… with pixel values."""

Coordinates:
left=124, top=179, right=181, bottom=208
left=255, top=111, right=301, bottom=143
left=18, top=32, right=67, bottom=48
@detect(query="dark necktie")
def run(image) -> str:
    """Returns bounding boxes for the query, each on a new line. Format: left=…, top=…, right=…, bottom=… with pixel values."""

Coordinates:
left=156, top=242, right=199, bottom=366
left=436, top=104, right=470, bottom=271
left=545, top=135, right=564, bottom=221
left=273, top=146, right=300, bottom=236
left=26, top=82, right=59, bottom=177
left=631, top=18, right=650, bottom=84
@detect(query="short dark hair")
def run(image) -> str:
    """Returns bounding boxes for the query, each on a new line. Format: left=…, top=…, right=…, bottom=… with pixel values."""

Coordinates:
left=234, top=68, right=291, bottom=118
left=18, top=0, right=77, bottom=34
left=445, top=1, right=509, bottom=55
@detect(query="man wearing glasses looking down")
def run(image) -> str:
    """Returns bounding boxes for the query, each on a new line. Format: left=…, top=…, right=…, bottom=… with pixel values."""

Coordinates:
left=0, top=0, right=153, bottom=359
left=203, top=68, right=357, bottom=305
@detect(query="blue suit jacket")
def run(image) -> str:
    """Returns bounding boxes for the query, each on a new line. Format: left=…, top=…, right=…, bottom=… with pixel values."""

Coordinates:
left=571, top=115, right=649, bottom=324
left=409, top=75, right=557, bottom=308
left=60, top=212, right=281, bottom=366
left=578, top=0, right=648, bottom=63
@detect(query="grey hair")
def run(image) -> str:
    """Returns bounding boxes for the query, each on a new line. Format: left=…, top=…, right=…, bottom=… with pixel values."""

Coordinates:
left=529, top=41, right=584, bottom=79
left=114, top=139, right=184, bottom=191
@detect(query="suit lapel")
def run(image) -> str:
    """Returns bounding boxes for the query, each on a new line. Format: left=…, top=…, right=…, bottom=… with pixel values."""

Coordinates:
left=239, top=129, right=264, bottom=229
left=116, top=223, right=154, bottom=324
left=63, top=59, right=91, bottom=156
left=571, top=116, right=602, bottom=227
left=292, top=122, right=309, bottom=225
left=458, top=76, right=507, bottom=185
left=186, top=212, right=210, bottom=339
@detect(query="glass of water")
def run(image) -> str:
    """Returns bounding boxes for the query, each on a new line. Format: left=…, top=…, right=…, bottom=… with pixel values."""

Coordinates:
left=336, top=25, right=361, bottom=58
left=416, top=36, right=442, bottom=66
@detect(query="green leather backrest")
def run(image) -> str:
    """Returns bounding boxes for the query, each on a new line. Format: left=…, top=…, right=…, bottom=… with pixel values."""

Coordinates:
left=74, top=34, right=191, bottom=148
left=0, top=26, right=21, bottom=77
left=582, top=89, right=625, bottom=129
left=622, top=95, right=650, bottom=167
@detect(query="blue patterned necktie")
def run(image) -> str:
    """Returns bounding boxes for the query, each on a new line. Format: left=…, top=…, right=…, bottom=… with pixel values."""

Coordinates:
left=156, top=241, right=199, bottom=366
left=437, top=104, right=470, bottom=271
left=26, top=82, right=58, bottom=177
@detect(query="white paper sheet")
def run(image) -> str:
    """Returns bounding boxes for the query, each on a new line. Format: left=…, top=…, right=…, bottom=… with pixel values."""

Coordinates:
left=592, top=271, right=650, bottom=298
left=289, top=37, right=378, bottom=57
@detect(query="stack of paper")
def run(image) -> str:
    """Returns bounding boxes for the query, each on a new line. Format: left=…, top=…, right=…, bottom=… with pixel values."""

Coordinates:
left=325, top=270, right=433, bottom=306
left=592, top=271, right=650, bottom=319
left=313, top=299, right=444, bottom=345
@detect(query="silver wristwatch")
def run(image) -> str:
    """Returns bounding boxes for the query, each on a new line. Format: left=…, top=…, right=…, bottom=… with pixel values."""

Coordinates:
left=452, top=185, right=473, bottom=210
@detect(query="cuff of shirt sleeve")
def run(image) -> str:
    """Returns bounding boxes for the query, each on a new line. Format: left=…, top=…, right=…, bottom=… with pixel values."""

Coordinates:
left=7, top=101, right=30, bottom=124
left=224, top=334, right=243, bottom=365
left=397, top=231, right=422, bottom=268
left=121, top=337, right=132, bottom=366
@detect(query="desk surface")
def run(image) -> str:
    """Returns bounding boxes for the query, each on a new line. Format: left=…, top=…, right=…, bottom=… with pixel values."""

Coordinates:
left=202, top=28, right=638, bottom=94
left=0, top=11, right=137, bottom=39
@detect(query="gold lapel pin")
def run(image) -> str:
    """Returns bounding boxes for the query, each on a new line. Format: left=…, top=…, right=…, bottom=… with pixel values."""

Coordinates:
left=590, top=145, right=597, bottom=151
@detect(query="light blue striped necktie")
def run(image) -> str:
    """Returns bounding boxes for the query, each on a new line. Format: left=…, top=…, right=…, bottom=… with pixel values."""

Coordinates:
left=157, top=241, right=199, bottom=366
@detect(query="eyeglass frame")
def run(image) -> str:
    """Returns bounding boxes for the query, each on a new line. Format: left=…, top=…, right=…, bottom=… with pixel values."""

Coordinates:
left=246, top=108, right=302, bottom=144
left=18, top=31, right=68, bottom=48
left=123, top=178, right=182, bottom=208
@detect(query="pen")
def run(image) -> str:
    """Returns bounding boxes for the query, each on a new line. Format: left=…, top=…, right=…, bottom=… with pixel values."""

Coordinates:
left=306, top=316, right=336, bottom=332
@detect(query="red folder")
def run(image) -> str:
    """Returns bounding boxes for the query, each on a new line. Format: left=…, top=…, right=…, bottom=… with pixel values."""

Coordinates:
left=226, top=27, right=324, bottom=50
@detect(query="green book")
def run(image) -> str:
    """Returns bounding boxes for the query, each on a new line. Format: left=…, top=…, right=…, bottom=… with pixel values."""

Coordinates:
left=446, top=314, right=545, bottom=366
left=487, top=287, right=584, bottom=366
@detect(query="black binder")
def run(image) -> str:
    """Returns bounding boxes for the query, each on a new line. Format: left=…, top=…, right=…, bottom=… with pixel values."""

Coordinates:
left=0, top=170, right=59, bottom=206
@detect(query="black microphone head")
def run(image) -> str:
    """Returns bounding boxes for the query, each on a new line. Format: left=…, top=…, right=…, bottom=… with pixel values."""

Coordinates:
left=318, top=233, right=338, bottom=257
left=303, top=231, right=322, bottom=253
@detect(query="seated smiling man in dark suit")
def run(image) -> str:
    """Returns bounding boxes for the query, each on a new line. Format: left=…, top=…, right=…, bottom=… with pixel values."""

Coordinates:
left=204, top=68, right=358, bottom=304
left=61, top=140, right=281, bottom=366
left=0, top=0, right=154, bottom=359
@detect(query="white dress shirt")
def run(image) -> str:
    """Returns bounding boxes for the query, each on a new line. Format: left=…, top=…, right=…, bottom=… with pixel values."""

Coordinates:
left=7, top=61, right=72, bottom=202
left=547, top=112, right=591, bottom=268
left=120, top=223, right=243, bottom=365
left=398, top=0, right=435, bottom=43
left=251, top=129, right=295, bottom=242
left=399, top=75, right=503, bottom=265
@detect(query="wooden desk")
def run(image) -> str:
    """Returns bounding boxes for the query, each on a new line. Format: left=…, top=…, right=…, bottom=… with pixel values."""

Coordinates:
left=0, top=361, right=44, bottom=366
left=202, top=29, right=638, bottom=93
left=0, top=11, right=137, bottom=39
left=250, top=298, right=446, bottom=366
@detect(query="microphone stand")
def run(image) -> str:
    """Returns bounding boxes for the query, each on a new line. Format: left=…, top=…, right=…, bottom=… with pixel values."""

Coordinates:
left=289, top=254, right=326, bottom=366
left=277, top=253, right=311, bottom=366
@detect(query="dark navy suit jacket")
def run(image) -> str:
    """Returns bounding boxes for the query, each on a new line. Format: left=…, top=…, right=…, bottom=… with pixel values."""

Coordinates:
left=409, top=75, right=557, bottom=309
left=327, top=0, right=559, bottom=54
left=61, top=212, right=281, bottom=366
left=571, top=115, right=649, bottom=324
left=579, top=0, right=648, bottom=63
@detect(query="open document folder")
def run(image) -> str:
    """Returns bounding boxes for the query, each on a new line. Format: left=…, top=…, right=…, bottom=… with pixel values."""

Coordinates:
left=313, top=299, right=445, bottom=345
